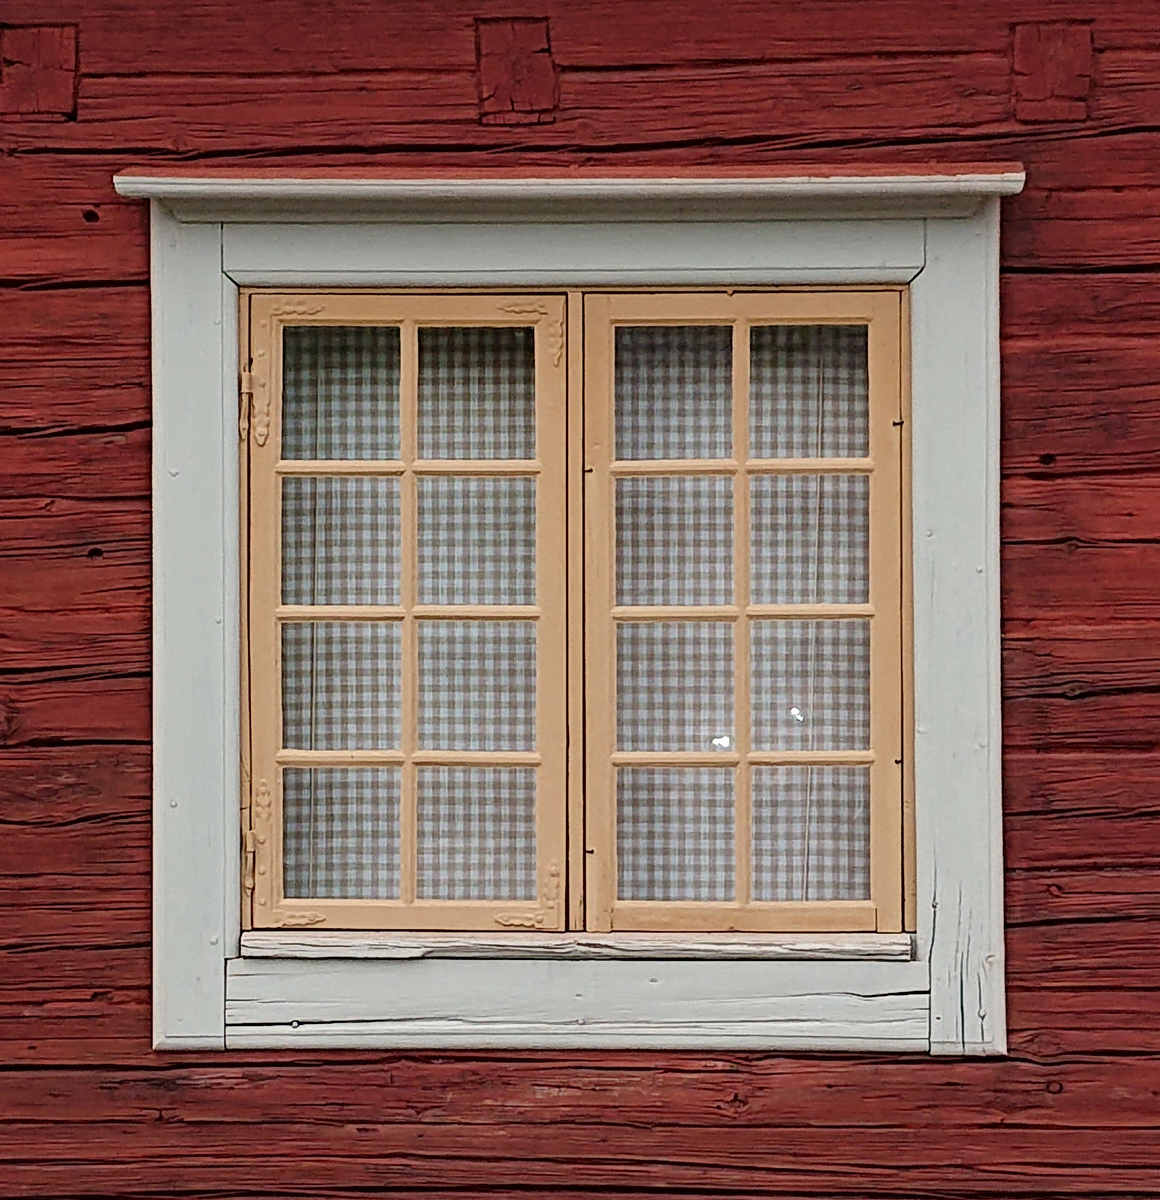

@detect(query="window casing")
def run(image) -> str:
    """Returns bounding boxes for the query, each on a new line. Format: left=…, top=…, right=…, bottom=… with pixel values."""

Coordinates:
left=243, top=288, right=908, bottom=937
left=121, top=170, right=1018, bottom=1052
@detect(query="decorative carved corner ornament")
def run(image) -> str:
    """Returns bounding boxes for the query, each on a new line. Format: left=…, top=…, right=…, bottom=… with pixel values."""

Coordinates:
left=276, top=910, right=327, bottom=928
left=250, top=346, right=271, bottom=447
left=494, top=860, right=561, bottom=929
left=499, top=303, right=565, bottom=367
left=269, top=301, right=326, bottom=318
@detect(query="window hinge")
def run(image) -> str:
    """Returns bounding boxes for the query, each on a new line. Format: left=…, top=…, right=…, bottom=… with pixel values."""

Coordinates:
left=239, top=371, right=253, bottom=440
left=242, top=822, right=256, bottom=896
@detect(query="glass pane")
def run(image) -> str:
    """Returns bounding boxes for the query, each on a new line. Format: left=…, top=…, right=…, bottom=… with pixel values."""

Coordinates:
left=282, top=622, right=401, bottom=749
left=418, top=476, right=535, bottom=605
left=615, top=326, right=732, bottom=460
left=283, top=767, right=401, bottom=899
left=282, top=326, right=400, bottom=460
left=749, top=325, right=868, bottom=459
left=282, top=476, right=401, bottom=605
left=418, top=327, right=535, bottom=460
left=617, top=768, right=734, bottom=900
left=750, top=474, right=868, bottom=605
left=417, top=767, right=536, bottom=900
left=616, top=476, right=732, bottom=606
left=752, top=766, right=870, bottom=901
left=751, top=619, right=870, bottom=750
left=418, top=621, right=536, bottom=750
left=617, top=622, right=734, bottom=752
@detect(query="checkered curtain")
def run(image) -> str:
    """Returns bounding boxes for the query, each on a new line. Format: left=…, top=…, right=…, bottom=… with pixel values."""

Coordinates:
left=282, top=326, right=400, bottom=459
left=614, top=324, right=871, bottom=903
left=280, top=326, right=539, bottom=901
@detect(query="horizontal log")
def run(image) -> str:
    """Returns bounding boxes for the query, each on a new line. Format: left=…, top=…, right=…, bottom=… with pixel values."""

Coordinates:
left=0, top=0, right=1152, bottom=77
left=1009, top=988, right=1160, bottom=1056
left=1003, top=476, right=1160, bottom=543
left=1007, top=918, right=1160, bottom=985
left=0, top=987, right=152, bottom=1066
left=1002, top=541, right=1160, bottom=620
left=1004, top=190, right=1160, bottom=270
left=1002, top=339, right=1160, bottom=476
left=0, top=285, right=149, bottom=432
left=5, top=1120, right=1160, bottom=1193
left=0, top=52, right=1013, bottom=154
left=0, top=430, right=150, bottom=499
left=6, top=1055, right=1160, bottom=1129
left=1002, top=274, right=1160, bottom=340
left=0, top=893, right=146, bottom=951
left=1004, top=694, right=1160, bottom=752
left=1004, top=752, right=1160, bottom=870
left=1002, top=623, right=1160, bottom=749
left=1003, top=622, right=1160, bottom=698
left=0, top=499, right=149, bottom=671
left=0, top=675, right=149, bottom=747
left=1007, top=868, right=1160, bottom=925
left=0, top=159, right=148, bottom=284
left=5, top=44, right=1160, bottom=157
left=0, top=747, right=149, bottom=881
left=1020, top=130, right=1160, bottom=190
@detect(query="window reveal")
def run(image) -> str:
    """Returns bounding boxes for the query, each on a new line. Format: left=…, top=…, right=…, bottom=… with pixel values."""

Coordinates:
left=243, top=290, right=906, bottom=935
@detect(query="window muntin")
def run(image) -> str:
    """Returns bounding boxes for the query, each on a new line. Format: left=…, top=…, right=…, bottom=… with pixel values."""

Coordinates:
left=244, top=289, right=905, bottom=935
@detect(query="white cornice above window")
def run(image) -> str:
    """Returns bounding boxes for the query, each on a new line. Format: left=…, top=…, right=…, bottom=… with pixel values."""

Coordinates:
left=114, top=167, right=1025, bottom=222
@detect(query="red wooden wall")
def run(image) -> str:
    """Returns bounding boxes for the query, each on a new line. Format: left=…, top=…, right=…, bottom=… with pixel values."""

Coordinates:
left=3, top=1, right=1159, bottom=1193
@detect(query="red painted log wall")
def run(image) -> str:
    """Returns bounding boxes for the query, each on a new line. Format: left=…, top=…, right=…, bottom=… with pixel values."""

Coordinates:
left=2, top=1, right=1159, bottom=1194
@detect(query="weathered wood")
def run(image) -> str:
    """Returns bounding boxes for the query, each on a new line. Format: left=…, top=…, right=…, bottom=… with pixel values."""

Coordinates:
left=5, top=1056, right=1160, bottom=1127
left=1005, top=752, right=1160, bottom=870
left=0, top=54, right=1011, bottom=154
left=1009, top=988, right=1160, bottom=1055
left=1004, top=476, right=1160, bottom=542
left=0, top=0, right=1159, bottom=1180
left=0, top=747, right=149, bottom=873
left=1003, top=542, right=1160, bottom=621
left=1002, top=340, right=1160, bottom=476
left=0, top=430, right=150, bottom=499
left=1006, top=919, right=1160, bottom=985
left=1002, top=274, right=1160, bottom=339
left=0, top=675, right=149, bottom=746
left=0, top=988, right=151, bottom=1065
left=0, top=159, right=148, bottom=283
left=1004, top=191, right=1160, bottom=268
left=6, top=1119, right=1160, bottom=1194
left=240, top=930, right=914, bottom=960
left=1, top=0, right=1155, bottom=78
left=0, top=499, right=149, bottom=671
left=1007, top=868, right=1160, bottom=925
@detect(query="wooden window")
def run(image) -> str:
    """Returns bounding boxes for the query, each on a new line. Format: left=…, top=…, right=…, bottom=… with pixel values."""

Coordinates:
left=243, top=289, right=906, bottom=935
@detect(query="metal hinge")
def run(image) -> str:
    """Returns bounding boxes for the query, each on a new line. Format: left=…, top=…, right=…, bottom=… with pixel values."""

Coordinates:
left=242, top=815, right=256, bottom=896
left=239, top=370, right=253, bottom=440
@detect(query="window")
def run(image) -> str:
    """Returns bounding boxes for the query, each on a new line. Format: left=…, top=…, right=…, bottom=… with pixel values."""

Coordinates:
left=118, top=169, right=1020, bottom=1051
left=242, top=289, right=906, bottom=935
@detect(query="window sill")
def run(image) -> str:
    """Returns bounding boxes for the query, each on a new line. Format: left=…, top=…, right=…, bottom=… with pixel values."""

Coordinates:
left=241, top=930, right=914, bottom=961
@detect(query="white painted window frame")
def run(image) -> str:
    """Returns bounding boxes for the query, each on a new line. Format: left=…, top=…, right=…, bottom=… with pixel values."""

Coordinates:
left=116, top=171, right=1023, bottom=1053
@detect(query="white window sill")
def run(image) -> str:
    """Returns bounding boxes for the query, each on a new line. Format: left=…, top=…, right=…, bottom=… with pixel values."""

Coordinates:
left=241, top=930, right=914, bottom=961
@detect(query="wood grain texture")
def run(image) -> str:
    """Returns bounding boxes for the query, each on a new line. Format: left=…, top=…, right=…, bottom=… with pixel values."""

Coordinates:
left=1, top=0, right=1159, bottom=1186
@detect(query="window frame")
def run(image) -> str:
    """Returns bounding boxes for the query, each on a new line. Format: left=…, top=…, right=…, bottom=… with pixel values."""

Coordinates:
left=119, top=170, right=1022, bottom=1053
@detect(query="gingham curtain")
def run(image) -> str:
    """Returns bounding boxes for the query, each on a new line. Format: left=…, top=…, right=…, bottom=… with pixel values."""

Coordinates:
left=613, top=324, right=871, bottom=902
left=281, top=326, right=539, bottom=901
